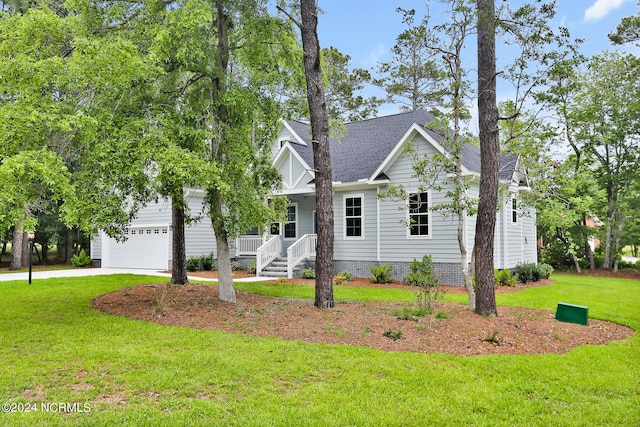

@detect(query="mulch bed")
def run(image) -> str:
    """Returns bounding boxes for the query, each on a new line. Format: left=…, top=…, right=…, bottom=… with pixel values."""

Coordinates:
left=94, top=276, right=635, bottom=356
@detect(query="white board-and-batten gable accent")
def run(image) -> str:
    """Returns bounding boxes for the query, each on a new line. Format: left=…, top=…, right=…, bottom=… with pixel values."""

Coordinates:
left=273, top=141, right=314, bottom=192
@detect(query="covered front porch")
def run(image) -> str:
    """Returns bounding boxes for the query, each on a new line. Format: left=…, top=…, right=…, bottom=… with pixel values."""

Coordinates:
left=235, top=194, right=317, bottom=278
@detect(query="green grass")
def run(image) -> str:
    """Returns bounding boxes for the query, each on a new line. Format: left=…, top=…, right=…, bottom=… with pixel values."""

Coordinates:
left=0, top=274, right=638, bottom=426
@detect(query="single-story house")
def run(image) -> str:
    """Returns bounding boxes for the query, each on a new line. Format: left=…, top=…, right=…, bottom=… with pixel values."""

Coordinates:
left=91, top=110, right=537, bottom=285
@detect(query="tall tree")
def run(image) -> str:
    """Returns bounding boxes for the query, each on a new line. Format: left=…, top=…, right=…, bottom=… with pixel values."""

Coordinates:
left=571, top=52, right=640, bottom=269
left=374, top=8, right=446, bottom=112
left=0, top=4, right=156, bottom=266
left=299, top=0, right=334, bottom=308
left=474, top=0, right=499, bottom=316
left=278, top=0, right=335, bottom=308
left=609, top=1, right=640, bottom=45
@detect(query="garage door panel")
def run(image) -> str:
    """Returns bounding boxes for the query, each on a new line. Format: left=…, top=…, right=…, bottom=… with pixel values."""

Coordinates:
left=104, top=227, right=169, bottom=269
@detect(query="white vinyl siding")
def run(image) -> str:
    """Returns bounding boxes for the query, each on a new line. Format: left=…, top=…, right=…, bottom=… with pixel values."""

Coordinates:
left=334, top=189, right=377, bottom=260
left=377, top=132, right=461, bottom=263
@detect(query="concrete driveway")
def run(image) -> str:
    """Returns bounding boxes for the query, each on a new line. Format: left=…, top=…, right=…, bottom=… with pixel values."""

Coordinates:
left=0, top=268, right=272, bottom=283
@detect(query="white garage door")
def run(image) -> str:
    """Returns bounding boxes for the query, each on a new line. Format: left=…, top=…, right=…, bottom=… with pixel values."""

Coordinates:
left=104, top=226, right=170, bottom=269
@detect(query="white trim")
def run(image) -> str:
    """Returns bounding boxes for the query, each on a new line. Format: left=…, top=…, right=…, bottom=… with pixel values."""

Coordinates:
left=343, top=193, right=365, bottom=240
left=405, top=190, right=432, bottom=239
left=283, top=203, right=298, bottom=240
left=376, top=187, right=381, bottom=262
left=280, top=120, right=308, bottom=147
left=312, top=210, right=317, bottom=234
left=369, top=123, right=473, bottom=182
left=273, top=141, right=314, bottom=181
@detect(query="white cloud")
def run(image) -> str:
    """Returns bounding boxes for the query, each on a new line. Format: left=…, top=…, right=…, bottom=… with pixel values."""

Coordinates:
left=584, top=0, right=626, bottom=22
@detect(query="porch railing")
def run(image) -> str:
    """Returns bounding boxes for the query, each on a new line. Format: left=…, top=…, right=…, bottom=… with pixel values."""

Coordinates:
left=287, top=234, right=317, bottom=278
left=235, top=235, right=264, bottom=256
left=256, top=235, right=282, bottom=276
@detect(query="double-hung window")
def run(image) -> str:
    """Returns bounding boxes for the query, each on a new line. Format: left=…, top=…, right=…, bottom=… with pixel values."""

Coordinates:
left=511, top=198, right=518, bottom=223
left=344, top=195, right=363, bottom=239
left=408, top=191, right=430, bottom=237
left=284, top=204, right=297, bottom=239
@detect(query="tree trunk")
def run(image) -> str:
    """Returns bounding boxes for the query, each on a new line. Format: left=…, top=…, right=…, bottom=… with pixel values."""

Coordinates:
left=211, top=190, right=236, bottom=303
left=300, top=0, right=335, bottom=308
left=474, top=0, right=498, bottom=317
left=171, top=189, right=189, bottom=285
left=65, top=227, right=74, bottom=264
left=9, top=227, right=23, bottom=271
left=42, top=243, right=49, bottom=265
left=21, top=231, right=30, bottom=269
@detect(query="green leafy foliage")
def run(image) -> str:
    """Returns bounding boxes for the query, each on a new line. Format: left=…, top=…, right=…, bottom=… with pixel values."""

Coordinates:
left=186, top=254, right=215, bottom=272
left=70, top=249, right=91, bottom=268
left=516, top=263, right=554, bottom=283
left=301, top=268, right=316, bottom=279
left=382, top=328, right=403, bottom=341
left=494, top=269, right=517, bottom=287
left=370, top=264, right=393, bottom=284
left=248, top=261, right=257, bottom=275
left=231, top=261, right=244, bottom=271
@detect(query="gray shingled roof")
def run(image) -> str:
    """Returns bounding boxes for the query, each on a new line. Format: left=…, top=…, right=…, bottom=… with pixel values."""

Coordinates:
left=286, top=110, right=517, bottom=183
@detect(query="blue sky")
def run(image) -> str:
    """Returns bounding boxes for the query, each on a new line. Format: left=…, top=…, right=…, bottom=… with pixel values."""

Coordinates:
left=312, top=0, right=639, bottom=119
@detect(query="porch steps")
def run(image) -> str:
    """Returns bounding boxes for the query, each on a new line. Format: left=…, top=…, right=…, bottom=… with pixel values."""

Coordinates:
left=259, top=257, right=300, bottom=278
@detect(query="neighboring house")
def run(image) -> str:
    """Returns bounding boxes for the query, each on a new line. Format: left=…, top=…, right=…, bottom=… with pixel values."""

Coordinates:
left=92, top=110, right=537, bottom=285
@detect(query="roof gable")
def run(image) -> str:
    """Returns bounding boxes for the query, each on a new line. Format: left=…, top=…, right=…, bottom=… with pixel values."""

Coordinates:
left=283, top=110, right=519, bottom=184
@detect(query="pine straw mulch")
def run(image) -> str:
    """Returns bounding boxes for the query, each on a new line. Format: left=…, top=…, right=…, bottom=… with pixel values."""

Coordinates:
left=93, top=273, right=635, bottom=357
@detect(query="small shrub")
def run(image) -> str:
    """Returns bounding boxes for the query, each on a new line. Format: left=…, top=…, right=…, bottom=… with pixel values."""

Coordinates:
left=383, top=329, right=403, bottom=341
left=71, top=249, right=91, bottom=268
left=538, top=263, right=554, bottom=279
left=248, top=261, right=256, bottom=274
left=202, top=253, right=215, bottom=271
left=495, top=268, right=517, bottom=287
left=393, top=305, right=431, bottom=321
left=186, top=253, right=215, bottom=272
left=435, top=311, right=450, bottom=319
left=370, top=264, right=393, bottom=284
left=516, top=263, right=553, bottom=283
left=186, top=256, right=200, bottom=272
left=483, top=330, right=500, bottom=345
left=515, top=263, right=538, bottom=283
left=333, top=276, right=346, bottom=286
left=301, top=268, right=316, bottom=279
left=404, top=255, right=436, bottom=287
left=337, top=270, right=353, bottom=281
left=230, top=261, right=244, bottom=271
left=404, top=255, right=444, bottom=313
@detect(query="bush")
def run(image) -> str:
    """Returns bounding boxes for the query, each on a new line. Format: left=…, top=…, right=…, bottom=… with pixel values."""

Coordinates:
left=186, top=253, right=215, bottom=272
left=515, top=263, right=553, bottom=283
left=186, top=256, right=200, bottom=272
left=404, top=255, right=444, bottom=313
left=370, top=264, right=393, bottom=284
left=301, top=268, right=316, bottom=279
left=71, top=249, right=91, bottom=268
left=334, top=270, right=353, bottom=286
left=538, top=263, right=554, bottom=279
left=494, top=268, right=517, bottom=287
left=404, top=255, right=437, bottom=287
left=337, top=270, right=353, bottom=281
left=248, top=261, right=256, bottom=274
left=230, top=261, right=244, bottom=271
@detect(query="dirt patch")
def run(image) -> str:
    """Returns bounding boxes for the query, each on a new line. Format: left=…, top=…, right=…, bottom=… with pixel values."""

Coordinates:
left=93, top=280, right=634, bottom=356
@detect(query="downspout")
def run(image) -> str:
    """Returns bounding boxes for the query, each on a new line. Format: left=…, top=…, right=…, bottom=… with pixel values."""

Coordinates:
left=502, top=196, right=508, bottom=269
left=376, top=186, right=381, bottom=262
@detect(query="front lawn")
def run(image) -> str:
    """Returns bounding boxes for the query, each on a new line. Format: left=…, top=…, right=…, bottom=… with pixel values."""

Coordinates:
left=0, top=274, right=638, bottom=426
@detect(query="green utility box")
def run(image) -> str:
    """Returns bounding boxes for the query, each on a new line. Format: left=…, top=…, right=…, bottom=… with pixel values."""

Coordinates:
left=555, top=302, right=589, bottom=326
